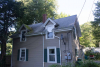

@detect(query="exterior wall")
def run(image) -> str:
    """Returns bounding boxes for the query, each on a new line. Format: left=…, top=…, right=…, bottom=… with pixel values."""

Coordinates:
left=46, top=21, right=53, bottom=26
left=12, top=30, right=80, bottom=67
left=60, top=31, right=74, bottom=64
left=44, top=33, right=60, bottom=67
left=12, top=36, right=43, bottom=67
left=71, top=32, right=77, bottom=63
left=44, top=31, right=76, bottom=67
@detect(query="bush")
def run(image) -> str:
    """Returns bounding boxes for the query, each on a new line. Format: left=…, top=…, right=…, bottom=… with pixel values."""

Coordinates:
left=50, top=60, right=100, bottom=67
left=95, top=53, right=100, bottom=60
left=80, top=60, right=100, bottom=67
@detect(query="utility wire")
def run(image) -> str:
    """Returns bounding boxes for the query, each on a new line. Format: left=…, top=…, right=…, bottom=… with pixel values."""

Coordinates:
left=78, top=0, right=87, bottom=18
left=87, top=0, right=95, bottom=22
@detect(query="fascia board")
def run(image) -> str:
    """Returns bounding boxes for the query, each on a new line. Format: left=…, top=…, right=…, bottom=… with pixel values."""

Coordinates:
left=19, top=24, right=27, bottom=32
left=43, top=18, right=56, bottom=27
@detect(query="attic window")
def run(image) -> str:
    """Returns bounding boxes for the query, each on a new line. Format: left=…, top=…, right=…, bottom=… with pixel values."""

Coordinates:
left=20, top=30, right=26, bottom=42
left=46, top=25, right=54, bottom=39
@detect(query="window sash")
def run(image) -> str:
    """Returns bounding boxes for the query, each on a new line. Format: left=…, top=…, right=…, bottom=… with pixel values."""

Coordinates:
left=47, top=47, right=56, bottom=63
left=19, top=48, right=26, bottom=61
left=20, top=30, right=27, bottom=42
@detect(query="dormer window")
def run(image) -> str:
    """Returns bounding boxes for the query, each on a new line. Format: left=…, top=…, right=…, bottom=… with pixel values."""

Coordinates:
left=46, top=25, right=54, bottom=39
left=20, top=30, right=26, bottom=42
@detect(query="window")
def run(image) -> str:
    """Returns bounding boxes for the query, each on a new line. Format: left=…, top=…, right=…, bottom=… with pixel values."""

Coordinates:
left=46, top=25, right=54, bottom=39
left=20, top=30, right=26, bottom=42
left=47, top=47, right=57, bottom=63
left=75, top=48, right=79, bottom=57
left=19, top=48, right=26, bottom=61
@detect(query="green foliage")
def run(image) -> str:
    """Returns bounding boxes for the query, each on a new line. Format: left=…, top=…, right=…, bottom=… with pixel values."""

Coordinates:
left=16, top=0, right=58, bottom=28
left=55, top=12, right=69, bottom=19
left=91, top=1, right=100, bottom=47
left=94, top=53, right=100, bottom=60
left=85, top=50, right=94, bottom=56
left=6, top=43, right=12, bottom=54
left=85, top=49, right=100, bottom=60
left=79, top=60, right=100, bottom=67
left=79, top=22, right=96, bottom=47
left=50, top=61, right=100, bottom=67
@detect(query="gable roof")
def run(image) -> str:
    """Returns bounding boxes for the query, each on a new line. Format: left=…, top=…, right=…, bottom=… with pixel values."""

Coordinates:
left=43, top=18, right=56, bottom=27
left=11, top=15, right=81, bottom=38
left=54, top=15, right=77, bottom=29
left=19, top=24, right=32, bottom=31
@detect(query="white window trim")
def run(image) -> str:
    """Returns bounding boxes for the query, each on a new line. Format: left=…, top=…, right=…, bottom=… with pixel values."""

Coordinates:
left=20, top=30, right=27, bottom=42
left=47, top=47, right=57, bottom=63
left=19, top=48, right=26, bottom=61
left=46, top=25, right=55, bottom=39
left=46, top=30, right=55, bottom=39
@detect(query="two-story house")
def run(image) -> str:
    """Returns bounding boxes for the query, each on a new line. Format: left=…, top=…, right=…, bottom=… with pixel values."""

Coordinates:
left=11, top=15, right=82, bottom=67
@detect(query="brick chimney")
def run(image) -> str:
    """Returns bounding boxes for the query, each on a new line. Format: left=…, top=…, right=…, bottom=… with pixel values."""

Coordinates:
left=43, top=14, right=47, bottom=23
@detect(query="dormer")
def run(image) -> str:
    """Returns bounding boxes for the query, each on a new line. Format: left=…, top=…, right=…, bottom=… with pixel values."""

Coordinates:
left=19, top=24, right=32, bottom=42
left=43, top=18, right=57, bottom=39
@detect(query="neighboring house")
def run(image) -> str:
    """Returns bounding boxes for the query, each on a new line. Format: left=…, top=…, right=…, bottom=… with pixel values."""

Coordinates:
left=11, top=15, right=82, bottom=67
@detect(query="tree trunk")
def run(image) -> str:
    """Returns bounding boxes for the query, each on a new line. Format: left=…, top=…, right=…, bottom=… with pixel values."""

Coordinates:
left=1, top=38, right=6, bottom=67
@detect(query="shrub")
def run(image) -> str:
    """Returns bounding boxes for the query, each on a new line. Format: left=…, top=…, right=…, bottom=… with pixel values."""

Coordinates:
left=95, top=53, right=100, bottom=60
left=80, top=60, right=100, bottom=67
left=50, top=60, right=100, bottom=67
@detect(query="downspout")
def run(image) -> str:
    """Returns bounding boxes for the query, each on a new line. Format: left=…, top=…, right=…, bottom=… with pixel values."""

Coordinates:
left=55, top=36, right=61, bottom=65
left=11, top=39, right=13, bottom=67
left=43, top=34, right=44, bottom=67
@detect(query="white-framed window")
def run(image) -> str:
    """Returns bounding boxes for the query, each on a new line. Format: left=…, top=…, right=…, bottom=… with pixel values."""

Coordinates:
left=19, top=48, right=26, bottom=61
left=47, top=47, right=57, bottom=63
left=46, top=25, right=54, bottom=39
left=20, top=30, right=26, bottom=42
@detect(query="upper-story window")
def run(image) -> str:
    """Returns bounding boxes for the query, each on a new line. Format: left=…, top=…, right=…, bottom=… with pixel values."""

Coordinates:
left=46, top=25, right=54, bottom=39
left=20, top=30, right=26, bottom=42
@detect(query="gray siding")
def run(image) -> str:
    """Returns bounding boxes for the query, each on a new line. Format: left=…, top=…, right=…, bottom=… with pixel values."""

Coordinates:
left=60, top=32, right=73, bottom=64
left=44, top=34, right=60, bottom=67
left=12, top=36, right=43, bottom=67
left=46, top=21, right=53, bottom=26
left=12, top=31, right=80, bottom=67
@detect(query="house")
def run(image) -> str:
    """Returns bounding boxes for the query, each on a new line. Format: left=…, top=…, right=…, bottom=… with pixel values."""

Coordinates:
left=11, top=15, right=82, bottom=67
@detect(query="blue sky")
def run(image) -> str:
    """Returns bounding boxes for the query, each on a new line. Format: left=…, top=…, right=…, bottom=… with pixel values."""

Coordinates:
left=57, top=0, right=98, bottom=25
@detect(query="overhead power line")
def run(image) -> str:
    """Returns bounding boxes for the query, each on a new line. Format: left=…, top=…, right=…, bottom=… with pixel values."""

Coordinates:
left=78, top=0, right=87, bottom=18
left=87, top=0, right=95, bottom=22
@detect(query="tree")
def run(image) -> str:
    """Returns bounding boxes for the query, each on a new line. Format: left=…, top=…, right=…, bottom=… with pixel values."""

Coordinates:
left=79, top=22, right=96, bottom=47
left=16, top=0, right=58, bottom=28
left=91, top=1, right=100, bottom=47
left=0, top=0, right=24, bottom=66
left=55, top=12, right=69, bottom=19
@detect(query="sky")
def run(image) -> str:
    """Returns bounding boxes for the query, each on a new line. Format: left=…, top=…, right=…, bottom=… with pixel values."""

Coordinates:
left=57, top=0, right=98, bottom=25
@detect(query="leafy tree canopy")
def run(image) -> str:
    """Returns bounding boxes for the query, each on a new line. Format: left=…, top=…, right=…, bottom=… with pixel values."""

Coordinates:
left=16, top=0, right=58, bottom=29
left=91, top=1, right=100, bottom=47
left=79, top=22, right=96, bottom=47
left=0, top=0, right=24, bottom=66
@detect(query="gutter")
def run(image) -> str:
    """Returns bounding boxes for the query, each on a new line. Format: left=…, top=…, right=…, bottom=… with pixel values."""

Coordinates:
left=43, top=35, right=44, bottom=67
left=55, top=36, right=61, bottom=65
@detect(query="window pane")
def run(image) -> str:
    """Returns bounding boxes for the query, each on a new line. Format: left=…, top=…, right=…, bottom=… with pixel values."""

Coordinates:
left=48, top=32, right=53, bottom=38
left=49, top=55, right=55, bottom=61
left=49, top=49, right=55, bottom=54
left=22, top=31, right=26, bottom=41
left=21, top=51, right=25, bottom=57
